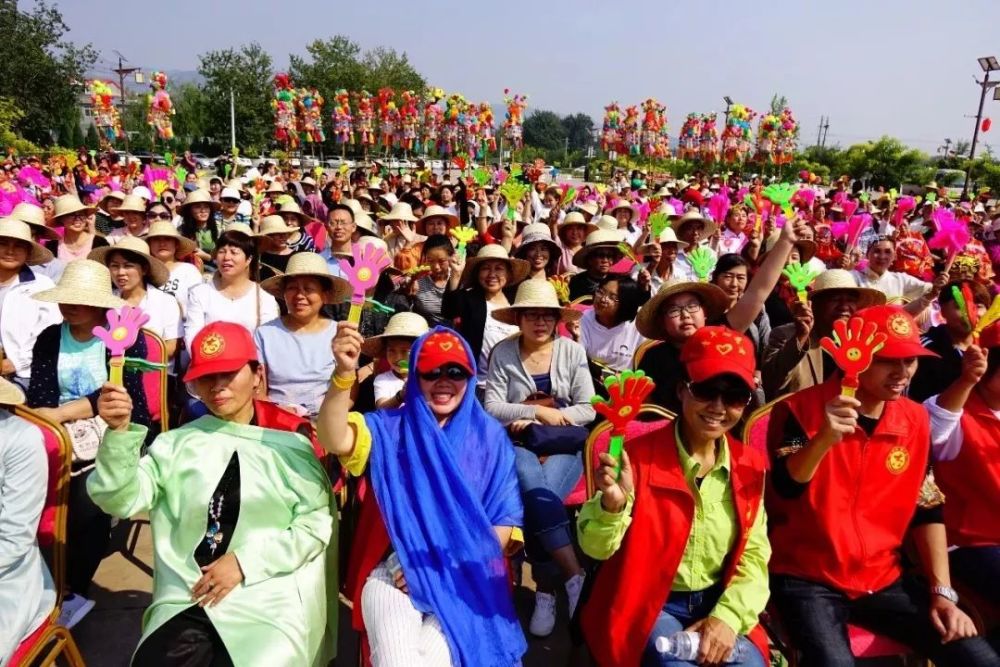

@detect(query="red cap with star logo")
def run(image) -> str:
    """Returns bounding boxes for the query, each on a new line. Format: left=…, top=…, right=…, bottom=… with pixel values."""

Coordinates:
left=183, top=321, right=260, bottom=382
left=416, top=330, right=475, bottom=375
left=854, top=305, right=939, bottom=359
left=679, top=326, right=756, bottom=388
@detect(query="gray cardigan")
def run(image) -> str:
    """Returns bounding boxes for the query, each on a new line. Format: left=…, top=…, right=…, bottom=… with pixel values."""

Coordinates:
left=484, top=335, right=597, bottom=426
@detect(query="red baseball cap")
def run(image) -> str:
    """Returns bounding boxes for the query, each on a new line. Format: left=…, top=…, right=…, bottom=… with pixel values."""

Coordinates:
left=854, top=305, right=939, bottom=359
left=679, top=326, right=756, bottom=388
left=183, top=322, right=259, bottom=382
left=415, top=330, right=474, bottom=375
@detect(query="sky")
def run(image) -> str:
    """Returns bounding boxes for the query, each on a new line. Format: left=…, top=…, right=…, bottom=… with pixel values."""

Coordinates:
left=45, top=0, right=1000, bottom=155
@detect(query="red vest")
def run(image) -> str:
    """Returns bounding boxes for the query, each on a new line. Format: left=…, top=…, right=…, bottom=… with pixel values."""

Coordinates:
left=580, top=420, right=769, bottom=667
left=935, top=390, right=1000, bottom=547
left=766, top=380, right=929, bottom=597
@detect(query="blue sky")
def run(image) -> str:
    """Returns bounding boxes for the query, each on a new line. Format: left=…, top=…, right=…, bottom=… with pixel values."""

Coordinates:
left=49, top=0, right=1000, bottom=155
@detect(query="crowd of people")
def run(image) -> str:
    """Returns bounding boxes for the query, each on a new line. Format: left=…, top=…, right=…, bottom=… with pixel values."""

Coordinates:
left=1, top=147, right=999, bottom=667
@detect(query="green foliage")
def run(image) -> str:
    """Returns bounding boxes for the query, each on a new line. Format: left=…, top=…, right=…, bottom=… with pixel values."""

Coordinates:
left=562, top=113, right=596, bottom=152
left=523, top=110, right=567, bottom=150
left=198, top=43, right=274, bottom=155
left=170, top=83, right=209, bottom=147
left=0, top=97, right=40, bottom=154
left=841, top=136, right=934, bottom=188
left=84, top=123, right=100, bottom=150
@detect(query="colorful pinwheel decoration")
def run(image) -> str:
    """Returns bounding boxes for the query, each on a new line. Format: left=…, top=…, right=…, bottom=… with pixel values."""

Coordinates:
left=782, top=262, right=823, bottom=302
left=687, top=246, right=717, bottom=282
left=450, top=227, right=478, bottom=259
left=590, top=370, right=656, bottom=477
left=819, top=317, right=887, bottom=397
left=92, top=306, right=150, bottom=386
left=339, top=244, right=391, bottom=324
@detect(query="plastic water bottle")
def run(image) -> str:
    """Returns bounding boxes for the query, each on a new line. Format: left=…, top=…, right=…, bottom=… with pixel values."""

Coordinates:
left=655, top=631, right=748, bottom=663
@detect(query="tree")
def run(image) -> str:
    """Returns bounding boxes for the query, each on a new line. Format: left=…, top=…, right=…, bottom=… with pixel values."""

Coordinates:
left=85, top=123, right=100, bottom=150
left=561, top=113, right=595, bottom=152
left=953, top=140, right=971, bottom=159
left=0, top=1, right=97, bottom=145
left=841, top=136, right=934, bottom=188
left=171, top=83, right=209, bottom=148
left=769, top=94, right=789, bottom=115
left=523, top=110, right=566, bottom=151
left=198, top=43, right=273, bottom=154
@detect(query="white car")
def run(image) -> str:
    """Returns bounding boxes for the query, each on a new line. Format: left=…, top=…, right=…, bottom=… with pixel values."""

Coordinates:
left=429, top=159, right=444, bottom=171
left=325, top=157, right=356, bottom=169
left=301, top=157, right=319, bottom=168
left=190, top=153, right=215, bottom=169
left=234, top=156, right=253, bottom=168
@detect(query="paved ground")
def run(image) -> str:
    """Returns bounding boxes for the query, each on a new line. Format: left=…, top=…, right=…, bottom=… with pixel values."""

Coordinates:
left=73, top=518, right=573, bottom=666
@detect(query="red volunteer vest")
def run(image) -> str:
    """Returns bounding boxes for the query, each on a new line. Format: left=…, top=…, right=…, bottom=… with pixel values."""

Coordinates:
left=935, top=389, right=1000, bottom=547
left=580, top=420, right=769, bottom=667
left=766, top=380, right=929, bottom=597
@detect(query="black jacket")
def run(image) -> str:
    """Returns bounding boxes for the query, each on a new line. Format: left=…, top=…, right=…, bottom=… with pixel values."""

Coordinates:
left=441, top=285, right=517, bottom=365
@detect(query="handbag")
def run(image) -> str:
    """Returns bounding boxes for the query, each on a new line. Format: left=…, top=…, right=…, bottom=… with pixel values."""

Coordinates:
left=518, top=424, right=588, bottom=457
left=65, top=416, right=108, bottom=467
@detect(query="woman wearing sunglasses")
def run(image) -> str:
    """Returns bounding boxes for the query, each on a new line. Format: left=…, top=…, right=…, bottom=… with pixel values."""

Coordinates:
left=577, top=326, right=771, bottom=667
left=318, top=324, right=527, bottom=667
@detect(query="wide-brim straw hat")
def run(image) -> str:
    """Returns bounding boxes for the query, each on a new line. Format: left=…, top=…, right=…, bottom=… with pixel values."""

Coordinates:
left=143, top=220, right=198, bottom=257
left=355, top=213, right=378, bottom=237
left=256, top=215, right=300, bottom=237
left=763, top=231, right=817, bottom=263
left=9, top=202, right=59, bottom=242
left=459, top=243, right=530, bottom=288
left=180, top=189, right=221, bottom=212
left=221, top=221, right=255, bottom=238
left=361, top=312, right=430, bottom=357
left=416, top=205, right=459, bottom=235
left=514, top=223, right=562, bottom=261
left=635, top=280, right=731, bottom=341
left=88, top=235, right=169, bottom=287
left=99, top=190, right=125, bottom=205
left=0, top=375, right=25, bottom=405
left=0, top=218, right=54, bottom=265
left=572, top=229, right=626, bottom=269
left=671, top=209, right=718, bottom=238
left=266, top=180, right=286, bottom=194
left=557, top=212, right=599, bottom=244
left=608, top=201, right=637, bottom=224
left=491, top=279, right=583, bottom=325
left=116, top=194, right=147, bottom=215
left=341, top=198, right=364, bottom=218
left=52, top=194, right=95, bottom=221
left=594, top=215, right=622, bottom=233
left=650, top=226, right=689, bottom=249
left=259, top=251, right=352, bottom=304
left=278, top=200, right=309, bottom=224
left=381, top=201, right=417, bottom=223
left=301, top=176, right=317, bottom=188
left=33, top=259, right=125, bottom=309
left=808, top=269, right=885, bottom=308
left=577, top=201, right=600, bottom=218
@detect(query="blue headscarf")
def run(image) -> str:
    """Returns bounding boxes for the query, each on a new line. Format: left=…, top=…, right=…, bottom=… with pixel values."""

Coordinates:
left=364, top=327, right=526, bottom=666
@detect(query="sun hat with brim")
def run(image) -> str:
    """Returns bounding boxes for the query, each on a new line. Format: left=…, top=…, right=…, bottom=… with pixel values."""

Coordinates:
left=9, top=203, right=59, bottom=242
left=415, top=205, right=459, bottom=235
left=221, top=222, right=255, bottom=239
left=459, top=243, right=530, bottom=288
left=143, top=220, right=198, bottom=257
left=556, top=212, right=599, bottom=244
left=594, top=215, right=622, bottom=233
left=355, top=191, right=375, bottom=205
left=607, top=201, right=637, bottom=224
left=100, top=191, right=125, bottom=205
left=33, top=259, right=125, bottom=309
left=301, top=176, right=317, bottom=188
left=265, top=180, right=286, bottom=195
left=0, top=218, right=53, bottom=265
left=572, top=229, right=626, bottom=269
left=361, top=311, right=431, bottom=358
left=764, top=231, right=817, bottom=264
left=88, top=236, right=169, bottom=287
left=650, top=226, right=689, bottom=249
left=220, top=187, right=241, bottom=202
left=854, top=305, right=939, bottom=359
left=180, top=189, right=221, bottom=212
left=0, top=375, right=25, bottom=405
left=807, top=269, right=885, bottom=309
left=355, top=213, right=378, bottom=237
left=671, top=209, right=718, bottom=238
left=256, top=215, right=300, bottom=237
left=577, top=202, right=600, bottom=218
left=340, top=199, right=364, bottom=218
left=277, top=201, right=309, bottom=224
left=514, top=223, right=562, bottom=262
left=259, top=251, right=352, bottom=304
left=52, top=194, right=95, bottom=220
left=635, top=280, right=730, bottom=341
left=116, top=194, right=147, bottom=215
left=491, top=279, right=583, bottom=326
left=380, top=201, right=417, bottom=223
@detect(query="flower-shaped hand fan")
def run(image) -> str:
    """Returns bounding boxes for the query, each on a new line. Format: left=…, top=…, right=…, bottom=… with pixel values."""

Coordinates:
left=92, top=306, right=150, bottom=386
left=819, top=317, right=887, bottom=397
left=590, top=370, right=656, bottom=478
left=339, top=243, right=391, bottom=323
left=782, top=262, right=823, bottom=302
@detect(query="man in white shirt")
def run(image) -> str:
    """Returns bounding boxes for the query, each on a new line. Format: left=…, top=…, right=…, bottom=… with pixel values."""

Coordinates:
left=852, top=237, right=945, bottom=317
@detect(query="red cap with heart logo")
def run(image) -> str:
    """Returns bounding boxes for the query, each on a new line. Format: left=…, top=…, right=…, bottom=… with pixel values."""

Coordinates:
left=679, top=326, right=756, bottom=388
left=415, top=330, right=475, bottom=375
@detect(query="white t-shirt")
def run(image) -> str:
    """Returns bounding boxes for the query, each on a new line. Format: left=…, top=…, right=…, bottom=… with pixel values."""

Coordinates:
left=478, top=301, right=519, bottom=381
left=184, top=280, right=280, bottom=351
left=160, top=262, right=204, bottom=315
left=579, top=309, right=647, bottom=372
left=373, top=370, right=406, bottom=404
left=134, top=287, right=183, bottom=342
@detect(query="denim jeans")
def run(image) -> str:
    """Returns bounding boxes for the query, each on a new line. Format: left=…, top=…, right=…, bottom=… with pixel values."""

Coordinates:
left=512, top=447, right=582, bottom=583
left=770, top=574, right=1000, bottom=666
left=951, top=545, right=1000, bottom=649
left=641, top=582, right=765, bottom=667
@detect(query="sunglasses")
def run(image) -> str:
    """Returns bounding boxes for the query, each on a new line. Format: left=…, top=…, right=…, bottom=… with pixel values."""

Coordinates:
left=685, top=380, right=752, bottom=408
left=418, top=365, right=471, bottom=382
left=147, top=212, right=172, bottom=220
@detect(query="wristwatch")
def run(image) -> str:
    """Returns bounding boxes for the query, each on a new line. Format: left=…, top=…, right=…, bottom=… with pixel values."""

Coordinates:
left=932, top=585, right=959, bottom=604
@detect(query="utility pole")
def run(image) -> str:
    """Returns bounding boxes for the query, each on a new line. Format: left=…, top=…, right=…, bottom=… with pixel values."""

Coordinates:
left=965, top=57, right=1000, bottom=197
left=821, top=117, right=830, bottom=148
left=230, top=88, right=236, bottom=153
left=816, top=116, right=824, bottom=147
left=723, top=96, right=733, bottom=127
left=112, top=51, right=141, bottom=160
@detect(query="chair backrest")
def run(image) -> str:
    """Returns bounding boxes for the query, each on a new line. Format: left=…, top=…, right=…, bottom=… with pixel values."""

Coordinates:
left=632, top=339, right=663, bottom=370
left=584, top=404, right=675, bottom=497
left=11, top=405, right=72, bottom=606
left=141, top=329, right=170, bottom=433
left=740, top=397, right=787, bottom=459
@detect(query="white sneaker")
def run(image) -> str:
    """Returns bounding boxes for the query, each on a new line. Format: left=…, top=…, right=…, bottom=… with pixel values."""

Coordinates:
left=529, top=591, right=557, bottom=637
left=565, top=573, right=585, bottom=619
left=58, top=594, right=95, bottom=629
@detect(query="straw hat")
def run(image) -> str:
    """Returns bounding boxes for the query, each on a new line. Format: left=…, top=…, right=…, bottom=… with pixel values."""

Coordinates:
left=672, top=209, right=718, bottom=238
left=33, top=259, right=125, bottom=309
left=0, top=375, right=25, bottom=405
left=572, top=229, right=626, bottom=269
left=88, top=236, right=169, bottom=287
left=52, top=194, right=95, bottom=220
left=301, top=176, right=317, bottom=188
left=226, top=178, right=247, bottom=194
left=265, top=180, right=286, bottom=195
left=556, top=211, right=599, bottom=245
left=764, top=231, right=817, bottom=263
left=143, top=220, right=198, bottom=257
left=256, top=215, right=299, bottom=237
left=277, top=200, right=309, bottom=224
left=220, top=187, right=241, bottom=201
left=514, top=223, right=561, bottom=262
left=381, top=201, right=417, bottom=223
left=0, top=218, right=54, bottom=265
left=116, top=194, right=147, bottom=215
left=491, top=279, right=583, bottom=325
left=340, top=198, right=364, bottom=218
left=808, top=269, right=885, bottom=308
left=99, top=190, right=125, bottom=205
left=635, top=280, right=731, bottom=341
left=459, top=243, right=530, bottom=288
left=651, top=226, right=689, bottom=248
left=259, top=251, right=352, bottom=303
left=378, top=193, right=398, bottom=211
left=361, top=312, right=430, bottom=357
left=607, top=200, right=637, bottom=224
left=9, top=202, right=58, bottom=242
left=221, top=221, right=255, bottom=238
left=355, top=213, right=378, bottom=237
left=416, top=205, right=459, bottom=235
left=180, top=189, right=221, bottom=212
left=577, top=201, right=600, bottom=218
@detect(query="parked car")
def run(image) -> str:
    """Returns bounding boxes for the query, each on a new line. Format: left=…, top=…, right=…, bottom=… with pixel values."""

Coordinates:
left=190, top=153, right=215, bottom=169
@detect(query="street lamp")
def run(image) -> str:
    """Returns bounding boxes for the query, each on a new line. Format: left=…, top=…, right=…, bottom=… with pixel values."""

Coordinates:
left=963, top=56, right=1000, bottom=197
left=723, top=96, right=733, bottom=126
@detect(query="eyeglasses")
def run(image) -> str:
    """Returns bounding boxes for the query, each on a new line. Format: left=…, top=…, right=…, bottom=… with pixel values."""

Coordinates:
left=594, top=288, right=619, bottom=303
left=522, top=311, right=558, bottom=323
left=664, top=302, right=703, bottom=319
left=162, top=197, right=175, bottom=205
left=685, top=381, right=752, bottom=408
left=418, top=365, right=471, bottom=382
left=591, top=250, right=621, bottom=261
left=328, top=218, right=355, bottom=228
left=147, top=212, right=172, bottom=220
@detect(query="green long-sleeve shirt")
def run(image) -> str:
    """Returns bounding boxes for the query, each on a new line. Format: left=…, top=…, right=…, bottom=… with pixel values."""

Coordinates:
left=577, top=424, right=771, bottom=635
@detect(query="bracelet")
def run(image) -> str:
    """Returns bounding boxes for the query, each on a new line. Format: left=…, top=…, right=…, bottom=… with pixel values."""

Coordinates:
left=330, top=371, right=357, bottom=391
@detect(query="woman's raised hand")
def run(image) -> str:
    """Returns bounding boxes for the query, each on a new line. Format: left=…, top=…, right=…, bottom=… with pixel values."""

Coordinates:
left=97, top=383, right=133, bottom=433
left=331, top=321, right=364, bottom=374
